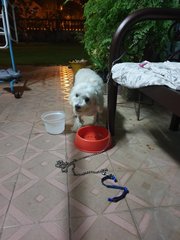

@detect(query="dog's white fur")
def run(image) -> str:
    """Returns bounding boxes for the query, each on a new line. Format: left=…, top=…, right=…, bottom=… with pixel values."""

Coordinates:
left=69, top=68, right=104, bottom=131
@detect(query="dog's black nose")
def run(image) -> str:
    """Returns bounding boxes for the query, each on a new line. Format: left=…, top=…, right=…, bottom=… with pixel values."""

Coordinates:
left=75, top=105, right=81, bottom=111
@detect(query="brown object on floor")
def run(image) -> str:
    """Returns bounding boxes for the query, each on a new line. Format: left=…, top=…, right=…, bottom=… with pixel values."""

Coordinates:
left=3, top=78, right=30, bottom=98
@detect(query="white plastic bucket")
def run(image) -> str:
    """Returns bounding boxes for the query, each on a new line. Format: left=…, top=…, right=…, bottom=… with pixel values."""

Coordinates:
left=41, top=111, right=65, bottom=134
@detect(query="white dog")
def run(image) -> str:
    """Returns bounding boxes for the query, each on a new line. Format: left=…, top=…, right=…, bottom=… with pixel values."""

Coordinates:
left=69, top=68, right=104, bottom=131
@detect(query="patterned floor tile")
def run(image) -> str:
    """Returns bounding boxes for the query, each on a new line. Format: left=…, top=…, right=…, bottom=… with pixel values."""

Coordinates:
left=0, top=121, right=33, bottom=137
left=68, top=171, right=130, bottom=216
left=132, top=206, right=180, bottom=240
left=0, top=183, right=13, bottom=228
left=158, top=166, right=180, bottom=206
left=0, top=66, right=180, bottom=240
left=122, top=168, right=172, bottom=209
left=21, top=150, right=66, bottom=179
left=0, top=155, right=21, bottom=181
left=70, top=211, right=140, bottom=240
left=0, top=163, right=19, bottom=227
left=67, top=153, right=113, bottom=176
left=0, top=135, right=28, bottom=156
left=6, top=110, right=37, bottom=122
left=28, top=132, right=66, bottom=151
left=1, top=220, right=69, bottom=240
left=0, top=154, right=22, bottom=229
left=4, top=179, right=68, bottom=226
left=108, top=141, right=151, bottom=170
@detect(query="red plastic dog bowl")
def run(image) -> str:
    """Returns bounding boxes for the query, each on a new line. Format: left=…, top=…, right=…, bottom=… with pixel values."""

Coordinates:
left=74, top=125, right=111, bottom=153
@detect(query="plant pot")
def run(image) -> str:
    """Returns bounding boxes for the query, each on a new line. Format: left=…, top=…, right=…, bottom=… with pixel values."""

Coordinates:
left=69, top=60, right=88, bottom=75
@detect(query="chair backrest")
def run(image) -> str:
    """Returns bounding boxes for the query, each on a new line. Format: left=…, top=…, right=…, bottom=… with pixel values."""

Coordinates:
left=109, top=8, right=180, bottom=70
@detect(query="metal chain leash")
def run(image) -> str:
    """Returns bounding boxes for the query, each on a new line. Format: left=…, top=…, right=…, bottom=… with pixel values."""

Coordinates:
left=55, top=159, right=108, bottom=176
left=55, top=158, right=129, bottom=203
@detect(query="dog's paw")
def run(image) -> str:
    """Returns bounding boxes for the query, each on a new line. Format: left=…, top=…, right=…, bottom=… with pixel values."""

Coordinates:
left=71, top=125, right=78, bottom=132
left=71, top=122, right=83, bottom=132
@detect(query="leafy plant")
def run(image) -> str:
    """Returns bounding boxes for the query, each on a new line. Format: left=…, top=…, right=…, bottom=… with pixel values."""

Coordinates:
left=83, top=0, right=179, bottom=71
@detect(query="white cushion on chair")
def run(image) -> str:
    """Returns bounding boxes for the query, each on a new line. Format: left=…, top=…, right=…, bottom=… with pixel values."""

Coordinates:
left=111, top=61, right=180, bottom=90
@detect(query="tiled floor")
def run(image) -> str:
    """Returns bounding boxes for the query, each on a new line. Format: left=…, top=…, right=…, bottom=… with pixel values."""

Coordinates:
left=0, top=65, right=179, bottom=240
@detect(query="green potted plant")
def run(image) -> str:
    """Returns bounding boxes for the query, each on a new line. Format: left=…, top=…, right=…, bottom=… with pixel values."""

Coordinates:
left=83, top=0, right=179, bottom=72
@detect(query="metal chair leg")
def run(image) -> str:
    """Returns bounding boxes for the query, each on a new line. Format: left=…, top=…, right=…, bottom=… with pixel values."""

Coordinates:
left=107, top=80, right=118, bottom=136
left=137, top=91, right=142, bottom=121
left=169, top=114, right=180, bottom=131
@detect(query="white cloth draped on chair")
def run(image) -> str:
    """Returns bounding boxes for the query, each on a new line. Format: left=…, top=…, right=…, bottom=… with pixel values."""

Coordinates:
left=111, top=61, right=180, bottom=90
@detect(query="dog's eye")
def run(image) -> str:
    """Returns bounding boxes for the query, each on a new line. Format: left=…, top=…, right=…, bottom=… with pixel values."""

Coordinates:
left=85, top=97, right=90, bottom=103
left=76, top=94, right=79, bottom=97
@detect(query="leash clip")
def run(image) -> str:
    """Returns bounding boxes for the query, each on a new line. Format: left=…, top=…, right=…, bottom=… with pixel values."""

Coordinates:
left=101, top=174, right=129, bottom=202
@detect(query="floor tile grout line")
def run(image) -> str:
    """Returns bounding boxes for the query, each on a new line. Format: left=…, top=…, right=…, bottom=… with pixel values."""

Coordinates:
left=107, top=152, right=143, bottom=240
left=0, top=120, right=36, bottom=233
left=60, top=65, right=72, bottom=240
left=126, top=199, right=143, bottom=240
